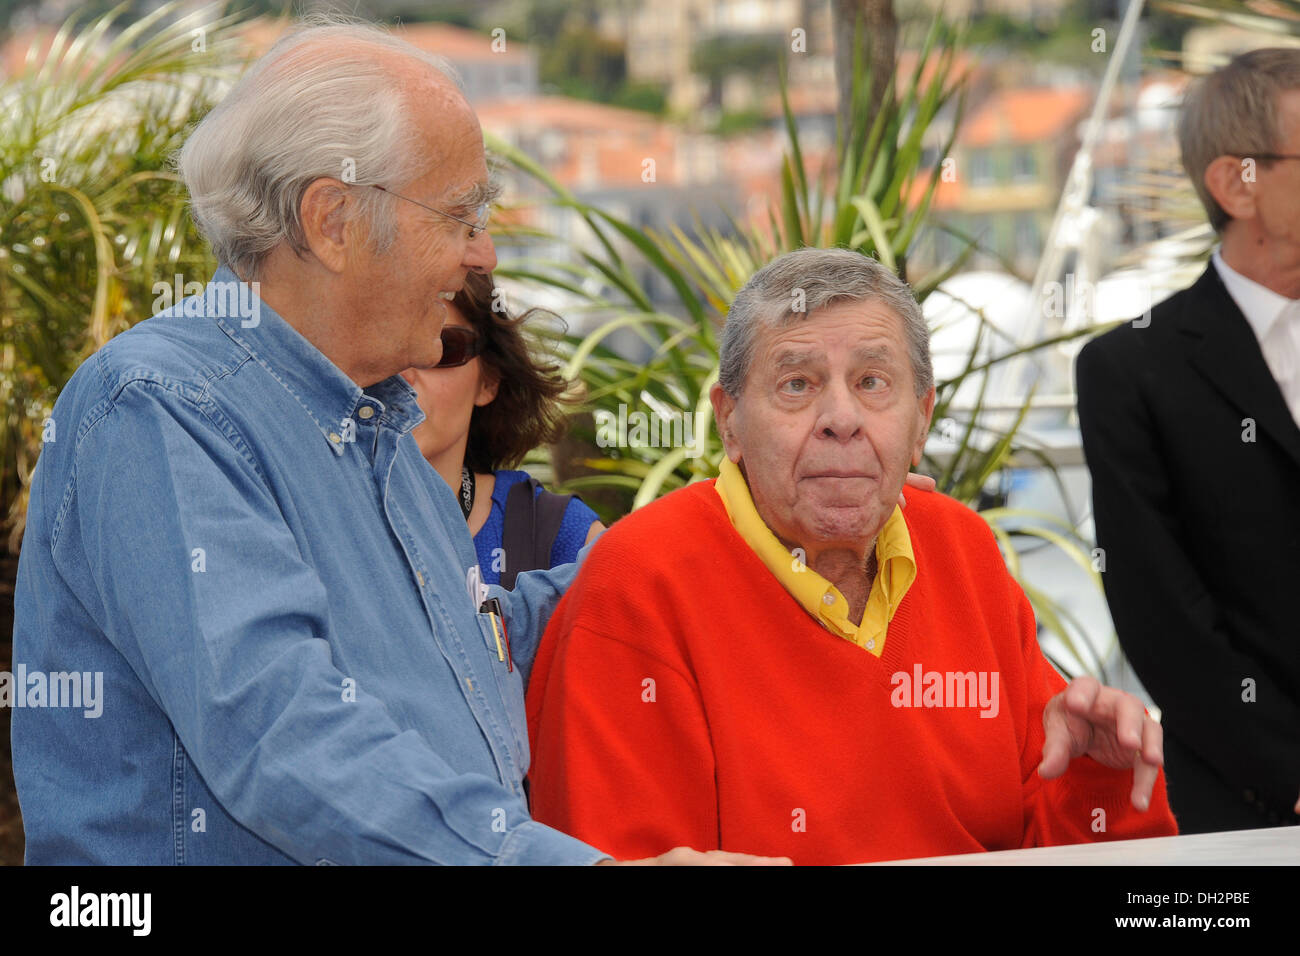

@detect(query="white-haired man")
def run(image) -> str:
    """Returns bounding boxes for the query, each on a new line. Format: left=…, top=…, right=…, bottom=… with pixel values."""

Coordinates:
left=10, top=21, right=782, bottom=866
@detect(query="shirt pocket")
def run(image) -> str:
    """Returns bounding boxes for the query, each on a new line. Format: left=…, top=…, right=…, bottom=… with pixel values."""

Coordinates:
left=474, top=611, right=531, bottom=772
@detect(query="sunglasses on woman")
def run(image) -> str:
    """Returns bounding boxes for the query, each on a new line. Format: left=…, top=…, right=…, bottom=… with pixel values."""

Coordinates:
left=437, top=325, right=486, bottom=368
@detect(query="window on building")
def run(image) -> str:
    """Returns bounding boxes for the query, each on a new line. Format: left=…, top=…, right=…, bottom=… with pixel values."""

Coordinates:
left=1013, top=148, right=1038, bottom=182
left=969, top=148, right=994, bottom=186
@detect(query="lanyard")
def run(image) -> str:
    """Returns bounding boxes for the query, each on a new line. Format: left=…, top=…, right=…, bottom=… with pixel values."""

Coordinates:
left=458, top=466, right=475, bottom=520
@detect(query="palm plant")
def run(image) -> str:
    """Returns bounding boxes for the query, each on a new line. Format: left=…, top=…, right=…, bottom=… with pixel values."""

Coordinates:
left=0, top=1, right=242, bottom=548
left=492, top=15, right=1113, bottom=678
left=496, top=14, right=970, bottom=492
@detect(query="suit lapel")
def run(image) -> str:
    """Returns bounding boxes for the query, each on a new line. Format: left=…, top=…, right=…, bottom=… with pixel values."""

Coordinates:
left=1179, top=265, right=1300, bottom=471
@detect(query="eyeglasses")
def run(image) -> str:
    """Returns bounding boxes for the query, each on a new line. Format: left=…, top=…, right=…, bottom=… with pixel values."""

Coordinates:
left=436, top=325, right=486, bottom=368
left=1229, top=152, right=1300, bottom=163
left=371, top=184, right=492, bottom=240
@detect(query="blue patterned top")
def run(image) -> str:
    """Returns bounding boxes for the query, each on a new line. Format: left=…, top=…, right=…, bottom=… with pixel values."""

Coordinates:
left=473, top=469, right=601, bottom=585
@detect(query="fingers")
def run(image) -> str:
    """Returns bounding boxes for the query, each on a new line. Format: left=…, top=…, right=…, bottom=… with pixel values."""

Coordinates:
left=1130, top=716, right=1162, bottom=812
left=1057, top=677, right=1166, bottom=812
left=899, top=473, right=937, bottom=508
left=654, top=846, right=706, bottom=866
left=1140, top=709, right=1164, bottom=770
left=1037, top=692, right=1075, bottom=779
left=1062, top=675, right=1102, bottom=718
left=1130, top=758, right=1157, bottom=812
left=1112, top=690, right=1147, bottom=753
left=694, top=850, right=792, bottom=866
left=1066, top=677, right=1142, bottom=753
left=1070, top=678, right=1161, bottom=763
left=903, top=472, right=937, bottom=492
left=618, top=846, right=793, bottom=866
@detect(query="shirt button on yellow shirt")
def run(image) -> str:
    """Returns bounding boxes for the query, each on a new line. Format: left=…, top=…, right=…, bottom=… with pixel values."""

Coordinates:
left=713, top=457, right=916, bottom=657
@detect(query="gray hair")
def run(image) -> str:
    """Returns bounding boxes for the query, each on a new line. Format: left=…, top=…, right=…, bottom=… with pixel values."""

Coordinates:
left=178, top=17, right=460, bottom=279
left=718, top=248, right=933, bottom=398
left=1179, top=47, right=1300, bottom=232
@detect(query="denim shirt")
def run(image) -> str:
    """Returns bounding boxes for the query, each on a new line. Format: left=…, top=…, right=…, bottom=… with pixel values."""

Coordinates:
left=10, top=266, right=608, bottom=865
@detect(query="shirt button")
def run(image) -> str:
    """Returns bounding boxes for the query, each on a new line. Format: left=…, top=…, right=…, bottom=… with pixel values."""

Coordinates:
left=822, top=593, right=835, bottom=606
left=357, top=406, right=375, bottom=420
left=328, top=432, right=341, bottom=443
left=866, top=639, right=875, bottom=650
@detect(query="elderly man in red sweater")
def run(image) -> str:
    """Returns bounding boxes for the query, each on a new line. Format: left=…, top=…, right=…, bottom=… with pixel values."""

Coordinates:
left=526, top=248, right=1178, bottom=864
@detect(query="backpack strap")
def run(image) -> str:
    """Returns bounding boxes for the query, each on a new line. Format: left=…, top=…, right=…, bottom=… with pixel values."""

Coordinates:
left=499, top=477, right=574, bottom=590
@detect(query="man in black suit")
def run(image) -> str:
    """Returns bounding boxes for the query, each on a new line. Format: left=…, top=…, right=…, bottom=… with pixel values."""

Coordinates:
left=1076, top=48, right=1300, bottom=834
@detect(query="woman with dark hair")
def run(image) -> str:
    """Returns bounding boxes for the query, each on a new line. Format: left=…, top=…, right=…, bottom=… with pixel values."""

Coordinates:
left=401, top=272, right=604, bottom=588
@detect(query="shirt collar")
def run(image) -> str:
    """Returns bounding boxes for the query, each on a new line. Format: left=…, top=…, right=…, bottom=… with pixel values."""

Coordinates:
left=1212, top=248, right=1300, bottom=342
left=199, top=265, right=426, bottom=456
left=713, top=456, right=915, bottom=640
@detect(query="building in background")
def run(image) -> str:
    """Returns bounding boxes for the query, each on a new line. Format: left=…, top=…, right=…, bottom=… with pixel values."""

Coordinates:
left=915, top=84, right=1091, bottom=277
left=604, top=0, right=834, bottom=114
left=477, top=95, right=736, bottom=307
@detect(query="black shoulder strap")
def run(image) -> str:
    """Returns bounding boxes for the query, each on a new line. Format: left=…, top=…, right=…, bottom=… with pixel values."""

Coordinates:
left=500, top=477, right=574, bottom=590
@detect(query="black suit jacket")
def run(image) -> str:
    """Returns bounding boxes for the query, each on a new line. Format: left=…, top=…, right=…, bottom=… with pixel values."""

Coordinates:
left=1076, top=264, right=1300, bottom=834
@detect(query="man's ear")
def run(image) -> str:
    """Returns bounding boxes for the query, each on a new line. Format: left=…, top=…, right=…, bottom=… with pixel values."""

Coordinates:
left=1203, top=154, right=1257, bottom=223
left=912, top=386, right=936, bottom=466
left=710, top=382, right=743, bottom=463
left=300, top=177, right=354, bottom=274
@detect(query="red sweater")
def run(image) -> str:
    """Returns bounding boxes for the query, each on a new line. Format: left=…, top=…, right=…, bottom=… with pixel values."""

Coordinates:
left=526, top=481, right=1178, bottom=864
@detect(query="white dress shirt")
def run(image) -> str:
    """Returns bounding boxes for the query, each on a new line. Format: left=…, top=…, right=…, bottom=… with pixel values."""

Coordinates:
left=1212, top=248, right=1300, bottom=428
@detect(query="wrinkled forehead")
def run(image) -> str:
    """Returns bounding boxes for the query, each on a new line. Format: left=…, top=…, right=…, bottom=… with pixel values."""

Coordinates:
left=402, top=72, right=482, bottom=155
left=757, top=298, right=908, bottom=358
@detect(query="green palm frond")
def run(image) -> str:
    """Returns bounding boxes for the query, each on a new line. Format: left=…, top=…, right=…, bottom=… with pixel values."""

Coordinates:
left=1, top=2, right=249, bottom=548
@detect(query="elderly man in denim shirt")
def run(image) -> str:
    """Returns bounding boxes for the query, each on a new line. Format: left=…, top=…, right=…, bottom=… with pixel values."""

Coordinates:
left=10, top=21, right=783, bottom=866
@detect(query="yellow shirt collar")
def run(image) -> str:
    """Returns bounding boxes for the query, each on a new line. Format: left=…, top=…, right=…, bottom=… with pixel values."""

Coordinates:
left=714, top=456, right=915, bottom=656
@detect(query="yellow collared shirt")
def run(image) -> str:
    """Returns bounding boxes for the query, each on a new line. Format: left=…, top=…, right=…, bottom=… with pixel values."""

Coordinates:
left=714, top=457, right=916, bottom=657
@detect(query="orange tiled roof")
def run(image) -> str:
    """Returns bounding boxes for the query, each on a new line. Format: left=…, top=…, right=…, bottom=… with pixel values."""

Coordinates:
left=1, top=28, right=49, bottom=77
left=235, top=17, right=531, bottom=62
left=394, top=21, right=532, bottom=62
left=764, top=49, right=981, bottom=118
left=961, top=86, right=1091, bottom=147
left=477, top=96, right=662, bottom=135
left=479, top=96, right=678, bottom=187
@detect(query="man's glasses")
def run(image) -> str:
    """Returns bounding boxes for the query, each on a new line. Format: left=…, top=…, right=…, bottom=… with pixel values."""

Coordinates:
left=1229, top=152, right=1300, bottom=163
left=436, top=325, right=486, bottom=368
left=371, top=184, right=491, bottom=240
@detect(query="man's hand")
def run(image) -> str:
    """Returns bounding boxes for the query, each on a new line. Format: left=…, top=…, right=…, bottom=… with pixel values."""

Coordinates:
left=898, top=472, right=937, bottom=508
left=1038, top=676, right=1164, bottom=812
left=598, top=847, right=793, bottom=866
